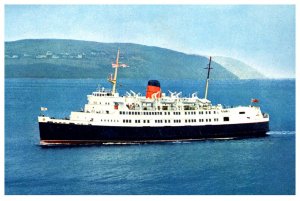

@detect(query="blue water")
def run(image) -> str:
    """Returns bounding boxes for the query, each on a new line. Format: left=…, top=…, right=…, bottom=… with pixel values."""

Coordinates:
left=5, top=78, right=295, bottom=195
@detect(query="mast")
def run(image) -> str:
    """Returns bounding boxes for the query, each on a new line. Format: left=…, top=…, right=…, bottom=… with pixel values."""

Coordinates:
left=109, top=49, right=120, bottom=95
left=204, top=56, right=212, bottom=99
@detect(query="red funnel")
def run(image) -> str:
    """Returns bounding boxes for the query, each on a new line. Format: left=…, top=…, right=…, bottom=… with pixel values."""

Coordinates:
left=146, top=80, right=161, bottom=99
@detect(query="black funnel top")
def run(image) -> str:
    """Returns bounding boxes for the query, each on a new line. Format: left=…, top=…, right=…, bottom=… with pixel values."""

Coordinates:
left=147, top=80, right=160, bottom=87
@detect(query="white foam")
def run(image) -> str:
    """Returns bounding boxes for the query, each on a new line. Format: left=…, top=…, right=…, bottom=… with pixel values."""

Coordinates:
left=267, top=131, right=295, bottom=135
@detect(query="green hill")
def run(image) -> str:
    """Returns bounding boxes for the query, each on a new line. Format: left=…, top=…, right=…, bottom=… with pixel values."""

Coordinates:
left=213, top=56, right=266, bottom=79
left=5, top=39, right=266, bottom=79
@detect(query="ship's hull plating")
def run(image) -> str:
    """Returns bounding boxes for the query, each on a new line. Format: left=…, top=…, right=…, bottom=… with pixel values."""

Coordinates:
left=39, top=121, right=269, bottom=145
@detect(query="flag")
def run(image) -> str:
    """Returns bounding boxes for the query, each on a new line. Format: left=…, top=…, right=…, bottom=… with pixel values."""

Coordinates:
left=40, top=107, right=48, bottom=111
left=251, top=99, right=259, bottom=103
left=112, top=63, right=128, bottom=68
left=119, top=64, right=128, bottom=68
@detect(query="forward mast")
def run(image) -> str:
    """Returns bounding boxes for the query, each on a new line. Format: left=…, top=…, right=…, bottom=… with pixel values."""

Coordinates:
left=108, top=49, right=120, bottom=95
left=108, top=49, right=128, bottom=95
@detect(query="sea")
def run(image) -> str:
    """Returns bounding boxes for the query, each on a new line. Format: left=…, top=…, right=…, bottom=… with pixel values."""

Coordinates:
left=5, top=78, right=295, bottom=195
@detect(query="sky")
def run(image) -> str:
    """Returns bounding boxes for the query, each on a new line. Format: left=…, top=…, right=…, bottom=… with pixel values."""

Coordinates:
left=4, top=5, right=295, bottom=78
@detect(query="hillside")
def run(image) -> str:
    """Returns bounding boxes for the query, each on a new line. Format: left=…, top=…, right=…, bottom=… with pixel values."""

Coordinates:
left=213, top=56, right=266, bottom=79
left=5, top=39, right=266, bottom=79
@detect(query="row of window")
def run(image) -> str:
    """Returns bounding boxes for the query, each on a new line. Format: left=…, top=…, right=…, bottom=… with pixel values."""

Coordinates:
left=123, top=119, right=132, bottom=123
left=123, top=119, right=150, bottom=123
left=186, top=118, right=219, bottom=123
left=92, top=101, right=110, bottom=105
left=93, top=93, right=112, bottom=97
left=89, top=117, right=225, bottom=124
left=185, top=111, right=217, bottom=115
left=155, top=120, right=171, bottom=123
left=99, top=119, right=119, bottom=122
left=121, top=118, right=223, bottom=124
left=186, top=119, right=197, bottom=123
left=120, top=111, right=171, bottom=115
left=119, top=110, right=218, bottom=116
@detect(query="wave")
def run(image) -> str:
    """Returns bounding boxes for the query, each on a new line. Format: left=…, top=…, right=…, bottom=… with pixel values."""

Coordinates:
left=267, top=131, right=295, bottom=135
left=102, top=142, right=141, bottom=145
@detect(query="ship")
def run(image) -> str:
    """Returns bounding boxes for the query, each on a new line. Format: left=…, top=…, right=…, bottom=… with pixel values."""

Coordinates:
left=38, top=49, right=269, bottom=145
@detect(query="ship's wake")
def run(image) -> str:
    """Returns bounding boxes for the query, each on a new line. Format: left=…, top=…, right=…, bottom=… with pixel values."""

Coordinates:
left=267, top=131, right=295, bottom=135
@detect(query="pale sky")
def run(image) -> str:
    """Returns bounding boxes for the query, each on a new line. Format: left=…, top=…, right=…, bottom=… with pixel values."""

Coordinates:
left=5, top=5, right=295, bottom=78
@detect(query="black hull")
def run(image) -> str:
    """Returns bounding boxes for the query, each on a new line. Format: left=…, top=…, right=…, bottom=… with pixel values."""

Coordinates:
left=39, top=121, right=269, bottom=145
